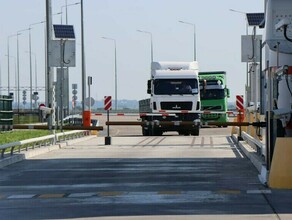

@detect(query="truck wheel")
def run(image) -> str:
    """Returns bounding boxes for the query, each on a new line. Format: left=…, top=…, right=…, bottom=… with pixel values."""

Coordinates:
left=154, top=129, right=162, bottom=136
left=142, top=128, right=149, bottom=136
left=191, top=127, right=200, bottom=136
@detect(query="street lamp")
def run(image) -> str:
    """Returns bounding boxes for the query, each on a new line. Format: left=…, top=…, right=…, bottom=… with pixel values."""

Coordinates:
left=102, top=36, right=118, bottom=111
left=137, top=29, right=153, bottom=63
left=5, top=55, right=16, bottom=100
left=29, top=21, right=45, bottom=111
left=179, top=20, right=197, bottom=61
left=61, top=1, right=80, bottom=24
left=25, top=51, right=38, bottom=92
left=17, top=28, right=29, bottom=114
left=229, top=9, right=249, bottom=108
left=229, top=9, right=248, bottom=35
left=7, top=33, right=20, bottom=94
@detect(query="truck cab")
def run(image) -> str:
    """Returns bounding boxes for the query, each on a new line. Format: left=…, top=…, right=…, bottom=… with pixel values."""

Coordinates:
left=139, top=62, right=201, bottom=136
left=199, top=71, right=230, bottom=125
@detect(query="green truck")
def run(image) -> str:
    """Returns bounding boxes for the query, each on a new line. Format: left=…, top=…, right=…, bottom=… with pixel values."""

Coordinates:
left=199, top=71, right=230, bottom=125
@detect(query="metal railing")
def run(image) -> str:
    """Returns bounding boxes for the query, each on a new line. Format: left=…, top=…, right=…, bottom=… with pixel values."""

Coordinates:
left=0, top=130, right=90, bottom=158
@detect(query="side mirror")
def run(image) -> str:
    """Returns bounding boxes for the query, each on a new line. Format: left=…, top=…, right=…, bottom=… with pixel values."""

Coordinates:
left=147, top=80, right=152, bottom=94
left=226, top=88, right=230, bottom=98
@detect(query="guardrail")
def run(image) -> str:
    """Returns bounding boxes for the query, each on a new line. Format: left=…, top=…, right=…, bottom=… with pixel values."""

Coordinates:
left=234, top=126, right=266, bottom=159
left=0, top=130, right=90, bottom=158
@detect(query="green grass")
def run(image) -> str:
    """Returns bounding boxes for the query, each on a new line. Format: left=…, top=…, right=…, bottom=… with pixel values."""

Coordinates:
left=13, top=115, right=39, bottom=124
left=0, top=130, right=52, bottom=145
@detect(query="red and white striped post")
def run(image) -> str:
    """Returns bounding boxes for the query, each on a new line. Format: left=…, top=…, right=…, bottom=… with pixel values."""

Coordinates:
left=236, top=95, right=244, bottom=122
left=104, top=96, right=112, bottom=145
left=236, top=95, right=244, bottom=141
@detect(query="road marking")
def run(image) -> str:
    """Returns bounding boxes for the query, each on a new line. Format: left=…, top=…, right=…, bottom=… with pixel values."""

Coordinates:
left=216, top=190, right=241, bottom=194
left=68, top=192, right=96, bottom=198
left=210, top=137, right=214, bottom=147
left=99, top=191, right=123, bottom=196
left=38, top=194, right=65, bottom=198
left=190, top=137, right=196, bottom=146
left=158, top=191, right=181, bottom=195
left=152, top=137, right=166, bottom=147
left=200, top=137, right=205, bottom=147
left=8, top=194, right=36, bottom=199
left=247, top=190, right=272, bottom=194
left=1, top=190, right=272, bottom=200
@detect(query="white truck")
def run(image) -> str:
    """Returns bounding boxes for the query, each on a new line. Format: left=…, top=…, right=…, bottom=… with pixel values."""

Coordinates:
left=139, top=61, right=201, bottom=136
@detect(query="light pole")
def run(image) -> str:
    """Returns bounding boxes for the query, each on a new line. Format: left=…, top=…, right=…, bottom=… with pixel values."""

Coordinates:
left=17, top=28, right=29, bottom=115
left=102, top=36, right=118, bottom=110
left=5, top=55, right=16, bottom=100
left=7, top=34, right=20, bottom=94
left=61, top=1, right=80, bottom=24
left=81, top=0, right=86, bottom=119
left=179, top=20, right=197, bottom=61
left=25, top=51, right=38, bottom=92
left=229, top=9, right=248, bottom=35
left=137, top=29, right=153, bottom=63
left=28, top=21, right=45, bottom=111
left=229, top=9, right=249, bottom=108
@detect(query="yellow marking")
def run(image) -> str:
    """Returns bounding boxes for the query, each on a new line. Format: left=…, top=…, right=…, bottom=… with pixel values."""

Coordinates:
left=38, top=194, right=65, bottom=198
left=216, top=190, right=241, bottom=194
left=99, top=192, right=123, bottom=197
left=158, top=191, right=181, bottom=195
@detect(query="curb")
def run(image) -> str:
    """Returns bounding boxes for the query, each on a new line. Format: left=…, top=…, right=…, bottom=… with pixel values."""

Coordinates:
left=231, top=134, right=265, bottom=173
left=0, top=135, right=95, bottom=169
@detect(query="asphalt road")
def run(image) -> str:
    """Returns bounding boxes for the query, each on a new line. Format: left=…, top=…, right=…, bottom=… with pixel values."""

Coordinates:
left=0, top=116, right=291, bottom=219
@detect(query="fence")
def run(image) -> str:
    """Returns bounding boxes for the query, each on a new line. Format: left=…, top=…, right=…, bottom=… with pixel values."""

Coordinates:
left=0, top=130, right=90, bottom=158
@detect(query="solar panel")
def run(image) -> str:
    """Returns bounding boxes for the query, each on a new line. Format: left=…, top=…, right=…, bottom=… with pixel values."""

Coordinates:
left=246, top=13, right=265, bottom=26
left=53, top=25, right=75, bottom=39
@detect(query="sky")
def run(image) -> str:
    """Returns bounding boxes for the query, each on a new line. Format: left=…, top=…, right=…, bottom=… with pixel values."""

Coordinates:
left=0, top=0, right=264, bottom=103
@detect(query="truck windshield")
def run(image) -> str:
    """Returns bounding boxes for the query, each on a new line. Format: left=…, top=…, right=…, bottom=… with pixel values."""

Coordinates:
left=200, top=89, right=225, bottom=100
left=154, top=79, right=198, bottom=95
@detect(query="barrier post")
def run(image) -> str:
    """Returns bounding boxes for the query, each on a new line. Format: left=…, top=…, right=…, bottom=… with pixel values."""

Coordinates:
left=104, top=96, right=112, bottom=145
left=105, top=110, right=111, bottom=145
left=237, top=109, right=244, bottom=141
left=236, top=95, right=244, bottom=141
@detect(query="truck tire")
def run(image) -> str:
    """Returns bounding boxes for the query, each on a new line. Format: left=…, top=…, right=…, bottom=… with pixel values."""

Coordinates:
left=142, top=127, right=149, bottom=136
left=191, top=126, right=200, bottom=136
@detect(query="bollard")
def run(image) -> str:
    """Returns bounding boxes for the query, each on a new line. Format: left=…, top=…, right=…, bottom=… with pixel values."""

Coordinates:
left=83, top=110, right=91, bottom=127
left=105, top=136, right=111, bottom=145
left=237, top=109, right=244, bottom=141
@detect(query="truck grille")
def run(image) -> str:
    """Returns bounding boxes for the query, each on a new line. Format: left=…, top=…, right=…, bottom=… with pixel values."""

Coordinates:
left=160, top=102, right=193, bottom=110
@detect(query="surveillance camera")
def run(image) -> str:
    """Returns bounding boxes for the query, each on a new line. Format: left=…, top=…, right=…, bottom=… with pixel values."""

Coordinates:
left=275, top=18, right=290, bottom=31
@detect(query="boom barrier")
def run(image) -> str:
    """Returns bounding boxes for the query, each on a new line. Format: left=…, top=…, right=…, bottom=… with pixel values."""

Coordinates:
left=105, top=121, right=266, bottom=127
left=0, top=125, right=103, bottom=131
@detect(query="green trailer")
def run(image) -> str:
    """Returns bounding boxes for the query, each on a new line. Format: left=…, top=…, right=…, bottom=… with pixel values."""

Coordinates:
left=199, top=71, right=230, bottom=125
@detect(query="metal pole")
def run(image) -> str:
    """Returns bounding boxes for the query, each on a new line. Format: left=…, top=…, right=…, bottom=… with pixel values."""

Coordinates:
left=34, top=54, right=37, bottom=92
left=137, top=30, right=153, bottom=64
left=7, top=34, right=19, bottom=95
left=60, top=40, right=64, bottom=132
left=114, top=40, right=117, bottom=111
left=16, top=33, right=20, bottom=119
left=46, top=0, right=54, bottom=127
left=7, top=37, right=10, bottom=94
left=193, top=24, right=196, bottom=61
left=29, top=28, right=33, bottom=111
left=178, top=21, right=196, bottom=61
left=65, top=0, right=68, bottom=24
left=81, top=0, right=86, bottom=117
